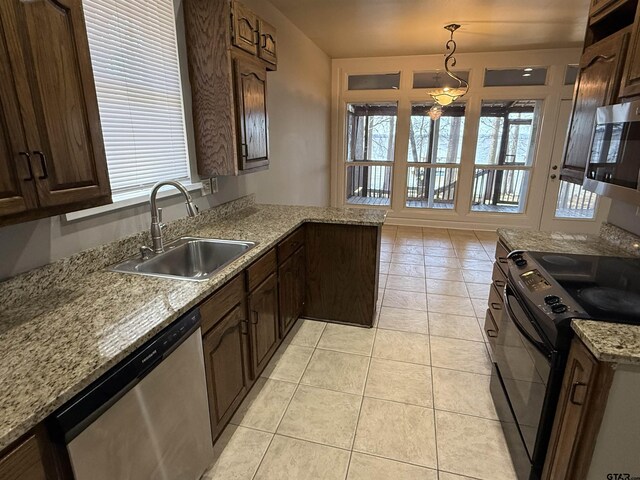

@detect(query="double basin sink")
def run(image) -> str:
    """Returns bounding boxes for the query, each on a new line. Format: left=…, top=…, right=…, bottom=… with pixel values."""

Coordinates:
left=112, top=237, right=256, bottom=281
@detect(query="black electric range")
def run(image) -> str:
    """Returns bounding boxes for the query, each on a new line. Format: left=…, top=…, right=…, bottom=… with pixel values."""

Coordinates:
left=491, top=250, right=640, bottom=480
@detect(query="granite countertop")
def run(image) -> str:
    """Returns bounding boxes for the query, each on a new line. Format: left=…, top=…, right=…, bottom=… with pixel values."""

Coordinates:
left=497, top=227, right=640, bottom=367
left=0, top=199, right=386, bottom=451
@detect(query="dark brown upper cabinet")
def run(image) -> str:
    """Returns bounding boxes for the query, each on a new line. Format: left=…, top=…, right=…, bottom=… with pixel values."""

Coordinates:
left=231, top=1, right=259, bottom=56
left=234, top=57, right=269, bottom=171
left=561, top=28, right=630, bottom=184
left=0, top=0, right=111, bottom=226
left=258, top=19, right=277, bottom=66
left=184, top=0, right=276, bottom=178
left=620, top=5, right=640, bottom=97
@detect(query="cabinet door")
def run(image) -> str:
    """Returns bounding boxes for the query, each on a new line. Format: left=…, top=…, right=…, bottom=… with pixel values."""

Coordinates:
left=4, top=0, right=110, bottom=207
left=620, top=7, right=640, bottom=97
left=258, top=19, right=277, bottom=67
left=231, top=1, right=258, bottom=56
left=0, top=433, right=47, bottom=480
left=234, top=58, right=269, bottom=171
left=542, top=339, right=614, bottom=480
left=0, top=20, right=38, bottom=218
left=202, top=304, right=250, bottom=440
left=248, top=273, right=279, bottom=377
left=561, top=29, right=629, bottom=184
left=278, top=247, right=305, bottom=338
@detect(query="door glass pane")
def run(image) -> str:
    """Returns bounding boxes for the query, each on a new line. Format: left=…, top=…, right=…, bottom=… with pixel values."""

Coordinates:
left=564, top=65, right=579, bottom=85
left=555, top=180, right=598, bottom=219
left=475, top=100, right=541, bottom=166
left=346, top=165, right=392, bottom=206
left=346, top=103, right=398, bottom=162
left=406, top=166, right=458, bottom=209
left=471, top=168, right=530, bottom=213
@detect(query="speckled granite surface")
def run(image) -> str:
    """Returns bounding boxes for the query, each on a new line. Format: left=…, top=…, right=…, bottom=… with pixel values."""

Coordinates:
left=497, top=224, right=640, bottom=366
left=0, top=197, right=386, bottom=451
left=572, top=320, right=640, bottom=365
left=497, top=227, right=634, bottom=257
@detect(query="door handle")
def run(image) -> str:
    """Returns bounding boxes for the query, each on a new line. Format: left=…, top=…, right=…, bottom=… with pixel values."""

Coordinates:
left=18, top=152, right=34, bottom=181
left=486, top=329, right=498, bottom=338
left=550, top=174, right=557, bottom=180
left=32, top=151, right=48, bottom=179
left=569, top=381, right=588, bottom=405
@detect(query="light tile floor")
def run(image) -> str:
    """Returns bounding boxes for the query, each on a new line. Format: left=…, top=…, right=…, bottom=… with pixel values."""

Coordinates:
left=203, top=227, right=529, bottom=480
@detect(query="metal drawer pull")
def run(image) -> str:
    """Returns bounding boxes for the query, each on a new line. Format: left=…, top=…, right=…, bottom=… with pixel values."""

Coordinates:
left=494, top=280, right=506, bottom=288
left=569, top=381, right=587, bottom=406
left=486, top=329, right=498, bottom=338
left=18, top=151, right=34, bottom=181
left=491, top=302, right=502, bottom=310
left=33, top=150, right=48, bottom=179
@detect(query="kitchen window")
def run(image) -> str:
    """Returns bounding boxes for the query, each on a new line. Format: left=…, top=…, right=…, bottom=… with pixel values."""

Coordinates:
left=345, top=103, right=397, bottom=206
left=471, top=100, right=542, bottom=213
left=83, top=0, right=190, bottom=200
left=406, top=103, right=465, bottom=209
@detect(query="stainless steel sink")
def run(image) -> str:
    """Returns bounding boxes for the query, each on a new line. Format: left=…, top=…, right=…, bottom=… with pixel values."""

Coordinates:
left=111, top=237, right=256, bottom=281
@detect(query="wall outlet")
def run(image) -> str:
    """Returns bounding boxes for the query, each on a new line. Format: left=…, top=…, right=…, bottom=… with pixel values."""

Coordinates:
left=201, top=178, right=213, bottom=196
left=211, top=177, right=219, bottom=193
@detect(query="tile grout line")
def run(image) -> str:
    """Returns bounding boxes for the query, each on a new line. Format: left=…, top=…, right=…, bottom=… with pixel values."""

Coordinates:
left=428, top=326, right=440, bottom=473
left=344, top=327, right=376, bottom=480
left=249, top=319, right=320, bottom=480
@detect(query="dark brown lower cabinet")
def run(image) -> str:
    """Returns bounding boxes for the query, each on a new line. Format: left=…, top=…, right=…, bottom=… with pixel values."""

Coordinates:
left=0, top=433, right=46, bottom=480
left=278, top=247, right=305, bottom=338
left=202, top=304, right=250, bottom=440
left=304, top=223, right=380, bottom=326
left=248, top=273, right=279, bottom=377
left=542, top=338, right=614, bottom=479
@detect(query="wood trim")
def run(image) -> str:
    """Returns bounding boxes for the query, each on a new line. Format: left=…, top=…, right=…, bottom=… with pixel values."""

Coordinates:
left=0, top=194, right=111, bottom=228
left=183, top=0, right=238, bottom=177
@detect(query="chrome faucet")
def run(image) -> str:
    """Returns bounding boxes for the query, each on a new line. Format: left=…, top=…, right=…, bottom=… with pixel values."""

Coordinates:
left=148, top=180, right=199, bottom=254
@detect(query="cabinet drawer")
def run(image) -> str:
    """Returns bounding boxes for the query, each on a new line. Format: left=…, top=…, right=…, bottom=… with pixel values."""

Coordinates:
left=492, top=263, right=507, bottom=291
left=278, top=228, right=304, bottom=263
left=200, top=275, right=244, bottom=334
left=484, top=308, right=499, bottom=350
left=0, top=433, right=46, bottom=480
left=247, top=249, right=277, bottom=292
left=495, top=241, right=509, bottom=275
left=488, top=284, right=504, bottom=329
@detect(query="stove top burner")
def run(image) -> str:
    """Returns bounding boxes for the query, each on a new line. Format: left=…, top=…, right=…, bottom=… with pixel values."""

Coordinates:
left=578, top=287, right=640, bottom=316
left=541, top=255, right=581, bottom=267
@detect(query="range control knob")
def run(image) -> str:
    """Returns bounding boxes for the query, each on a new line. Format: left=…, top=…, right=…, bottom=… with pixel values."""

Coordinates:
left=544, top=295, right=561, bottom=305
left=551, top=303, right=568, bottom=314
left=515, top=258, right=528, bottom=267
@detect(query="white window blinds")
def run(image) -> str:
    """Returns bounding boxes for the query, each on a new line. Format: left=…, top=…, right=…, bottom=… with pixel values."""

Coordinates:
left=83, top=0, right=190, bottom=197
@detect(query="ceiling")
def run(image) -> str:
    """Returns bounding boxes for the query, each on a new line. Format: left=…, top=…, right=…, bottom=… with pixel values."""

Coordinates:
left=269, top=0, right=591, bottom=58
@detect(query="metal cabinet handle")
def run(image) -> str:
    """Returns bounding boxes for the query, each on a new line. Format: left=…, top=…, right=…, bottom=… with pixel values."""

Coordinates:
left=486, top=329, right=498, bottom=338
left=494, top=280, right=506, bottom=288
left=32, top=151, right=48, bottom=179
left=251, top=310, right=259, bottom=325
left=18, top=151, right=34, bottom=181
left=569, top=381, right=588, bottom=406
left=491, top=302, right=502, bottom=310
left=241, top=143, right=248, bottom=159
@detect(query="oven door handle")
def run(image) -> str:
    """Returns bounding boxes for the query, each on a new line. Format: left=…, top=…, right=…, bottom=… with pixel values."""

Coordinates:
left=504, top=285, right=553, bottom=358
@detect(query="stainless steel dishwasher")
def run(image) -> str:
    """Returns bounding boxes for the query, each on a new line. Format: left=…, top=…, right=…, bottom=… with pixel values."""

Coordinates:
left=51, top=309, right=213, bottom=480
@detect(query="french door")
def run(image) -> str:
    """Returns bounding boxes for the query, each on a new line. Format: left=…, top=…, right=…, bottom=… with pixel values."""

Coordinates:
left=539, top=99, right=609, bottom=233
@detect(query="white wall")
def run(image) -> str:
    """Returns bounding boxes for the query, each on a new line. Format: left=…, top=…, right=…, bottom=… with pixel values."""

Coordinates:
left=0, top=0, right=331, bottom=281
left=607, top=200, right=640, bottom=236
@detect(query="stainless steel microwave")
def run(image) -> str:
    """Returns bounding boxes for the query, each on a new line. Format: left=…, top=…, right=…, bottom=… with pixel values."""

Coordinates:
left=584, top=99, right=640, bottom=205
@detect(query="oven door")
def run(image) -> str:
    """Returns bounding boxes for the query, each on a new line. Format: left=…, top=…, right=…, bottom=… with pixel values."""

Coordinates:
left=494, top=285, right=555, bottom=462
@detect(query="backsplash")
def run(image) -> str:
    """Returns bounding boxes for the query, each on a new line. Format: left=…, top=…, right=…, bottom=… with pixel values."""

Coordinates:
left=0, top=195, right=256, bottom=302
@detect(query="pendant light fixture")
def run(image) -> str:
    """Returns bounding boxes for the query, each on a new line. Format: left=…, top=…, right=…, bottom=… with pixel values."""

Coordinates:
left=428, top=23, right=468, bottom=121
